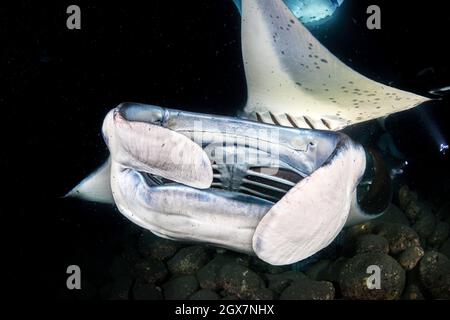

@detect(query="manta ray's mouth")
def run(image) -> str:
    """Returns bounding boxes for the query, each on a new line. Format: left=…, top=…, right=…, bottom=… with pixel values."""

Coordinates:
left=140, top=165, right=303, bottom=204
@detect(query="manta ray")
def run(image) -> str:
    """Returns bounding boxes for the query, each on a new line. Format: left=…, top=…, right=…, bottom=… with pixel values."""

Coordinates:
left=68, top=0, right=429, bottom=265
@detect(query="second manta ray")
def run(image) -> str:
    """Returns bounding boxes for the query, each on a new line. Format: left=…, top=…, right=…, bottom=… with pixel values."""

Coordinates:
left=69, top=0, right=430, bottom=265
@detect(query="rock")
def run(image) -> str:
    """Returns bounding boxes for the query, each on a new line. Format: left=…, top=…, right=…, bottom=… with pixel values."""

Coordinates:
left=419, top=251, right=450, bottom=299
left=413, top=212, right=436, bottom=240
left=428, top=222, right=449, bottom=247
left=319, top=257, right=348, bottom=283
left=167, top=246, right=210, bottom=275
left=189, top=289, right=221, bottom=300
left=138, top=232, right=181, bottom=261
left=373, top=204, right=410, bottom=226
left=265, top=271, right=307, bottom=294
left=305, top=260, right=331, bottom=281
left=375, top=223, right=420, bottom=255
left=354, top=234, right=390, bottom=255
left=344, top=223, right=375, bottom=242
left=398, top=246, right=424, bottom=270
left=217, top=263, right=266, bottom=299
left=253, top=288, right=275, bottom=300
left=440, top=239, right=450, bottom=258
left=163, top=276, right=199, bottom=300
left=405, top=201, right=422, bottom=222
left=339, top=252, right=405, bottom=300
left=250, top=257, right=290, bottom=274
left=132, top=279, right=163, bottom=300
left=197, top=253, right=248, bottom=290
left=402, top=284, right=425, bottom=300
left=133, top=259, right=168, bottom=284
left=398, top=185, right=417, bottom=211
left=280, top=278, right=335, bottom=300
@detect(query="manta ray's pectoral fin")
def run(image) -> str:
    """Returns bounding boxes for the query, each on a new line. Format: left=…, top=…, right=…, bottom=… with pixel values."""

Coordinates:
left=252, top=137, right=366, bottom=265
left=65, top=157, right=114, bottom=204
left=241, top=0, right=431, bottom=130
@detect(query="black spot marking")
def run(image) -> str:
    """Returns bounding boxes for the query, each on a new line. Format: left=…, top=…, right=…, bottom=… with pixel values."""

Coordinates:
left=321, top=59, right=328, bottom=63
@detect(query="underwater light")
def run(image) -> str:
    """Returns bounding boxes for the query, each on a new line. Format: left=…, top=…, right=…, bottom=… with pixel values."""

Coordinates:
left=232, top=0, right=344, bottom=25
left=440, top=143, right=449, bottom=155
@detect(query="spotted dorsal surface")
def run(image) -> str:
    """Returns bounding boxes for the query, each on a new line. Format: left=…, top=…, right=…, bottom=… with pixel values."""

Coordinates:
left=241, top=0, right=430, bottom=130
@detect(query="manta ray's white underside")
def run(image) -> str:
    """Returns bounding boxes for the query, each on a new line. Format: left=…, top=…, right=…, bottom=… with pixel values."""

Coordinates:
left=241, top=0, right=429, bottom=130
left=68, top=0, right=429, bottom=266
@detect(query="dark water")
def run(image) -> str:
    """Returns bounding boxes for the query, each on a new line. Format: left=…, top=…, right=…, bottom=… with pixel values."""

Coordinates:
left=3, top=0, right=450, bottom=298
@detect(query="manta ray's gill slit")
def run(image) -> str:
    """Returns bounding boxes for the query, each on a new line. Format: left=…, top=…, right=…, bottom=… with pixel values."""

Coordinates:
left=285, top=113, right=299, bottom=128
left=269, top=112, right=282, bottom=126
left=255, top=112, right=263, bottom=123
left=321, top=118, right=332, bottom=130
left=303, top=116, right=315, bottom=129
left=239, top=167, right=303, bottom=202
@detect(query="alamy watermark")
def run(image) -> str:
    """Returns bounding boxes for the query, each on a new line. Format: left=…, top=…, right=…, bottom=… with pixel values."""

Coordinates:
left=66, top=265, right=81, bottom=290
left=366, top=265, right=381, bottom=289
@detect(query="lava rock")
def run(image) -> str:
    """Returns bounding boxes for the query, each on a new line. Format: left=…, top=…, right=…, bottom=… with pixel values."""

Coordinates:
left=440, top=239, right=450, bottom=258
left=250, top=257, right=290, bottom=274
left=197, top=253, right=246, bottom=291
left=344, top=223, right=375, bottom=242
left=133, top=259, right=168, bottom=284
left=265, top=271, right=307, bottom=294
left=398, top=246, right=424, bottom=270
left=402, top=284, right=425, bottom=300
left=339, top=252, right=405, bottom=300
left=405, top=201, right=422, bottom=222
left=398, top=185, right=417, bottom=211
left=132, top=279, right=163, bottom=300
left=319, top=257, right=348, bottom=282
left=167, top=246, right=210, bottom=275
left=217, top=263, right=266, bottom=299
left=419, top=251, right=450, bottom=299
left=280, top=278, right=335, bottom=300
left=354, top=234, right=390, bottom=255
left=189, top=289, right=221, bottom=300
left=163, top=275, right=199, bottom=300
left=413, top=212, right=436, bottom=240
left=138, top=232, right=181, bottom=261
left=376, top=223, right=420, bottom=255
left=428, top=222, right=449, bottom=247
